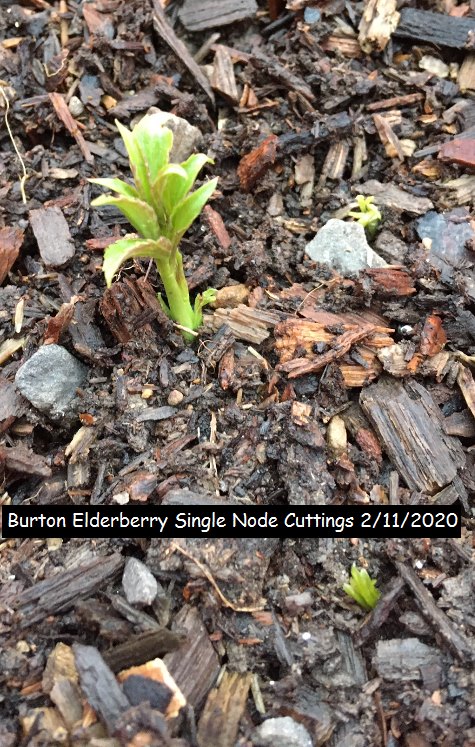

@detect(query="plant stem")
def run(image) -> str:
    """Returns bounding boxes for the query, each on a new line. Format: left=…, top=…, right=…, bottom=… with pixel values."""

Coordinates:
left=157, top=250, right=196, bottom=341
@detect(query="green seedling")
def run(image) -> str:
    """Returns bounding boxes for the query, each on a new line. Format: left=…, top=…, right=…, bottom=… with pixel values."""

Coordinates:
left=90, top=114, right=218, bottom=341
left=343, top=564, right=380, bottom=611
left=348, top=194, right=382, bottom=238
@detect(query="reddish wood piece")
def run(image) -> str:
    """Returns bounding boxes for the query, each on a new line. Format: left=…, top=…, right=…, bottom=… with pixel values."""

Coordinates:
left=44, top=299, right=78, bottom=345
left=0, top=226, right=23, bottom=284
left=203, top=205, right=232, bottom=250
left=237, top=134, right=278, bottom=192
left=438, top=138, right=475, bottom=168
left=364, top=267, right=416, bottom=297
left=420, top=315, right=447, bottom=356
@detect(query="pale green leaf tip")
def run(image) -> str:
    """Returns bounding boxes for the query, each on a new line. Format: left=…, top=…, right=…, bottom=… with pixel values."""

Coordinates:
left=343, top=564, right=380, bottom=611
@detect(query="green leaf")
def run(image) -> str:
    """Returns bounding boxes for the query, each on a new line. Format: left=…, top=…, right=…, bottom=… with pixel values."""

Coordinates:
left=103, top=237, right=172, bottom=287
left=171, top=177, right=218, bottom=236
left=115, top=119, right=151, bottom=203
left=343, top=565, right=380, bottom=611
left=91, top=194, right=160, bottom=240
left=89, top=177, right=139, bottom=199
left=179, top=153, right=213, bottom=198
left=157, top=154, right=212, bottom=218
left=134, top=116, right=173, bottom=186
left=193, top=287, right=217, bottom=327
left=152, top=163, right=188, bottom=216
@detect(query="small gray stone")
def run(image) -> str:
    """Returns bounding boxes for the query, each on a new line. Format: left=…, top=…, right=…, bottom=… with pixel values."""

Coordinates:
left=144, top=108, right=203, bottom=163
left=15, top=345, right=87, bottom=418
left=305, top=219, right=387, bottom=276
left=29, top=207, right=76, bottom=267
left=122, top=557, right=158, bottom=606
left=253, top=717, right=313, bottom=747
left=68, top=95, right=84, bottom=118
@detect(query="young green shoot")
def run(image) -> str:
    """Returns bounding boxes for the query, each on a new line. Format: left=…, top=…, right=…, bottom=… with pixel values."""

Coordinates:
left=89, top=114, right=218, bottom=341
left=348, top=194, right=381, bottom=239
left=343, top=564, right=380, bottom=611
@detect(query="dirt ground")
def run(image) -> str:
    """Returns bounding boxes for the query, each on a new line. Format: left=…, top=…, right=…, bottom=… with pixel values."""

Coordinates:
left=1, top=1, right=475, bottom=745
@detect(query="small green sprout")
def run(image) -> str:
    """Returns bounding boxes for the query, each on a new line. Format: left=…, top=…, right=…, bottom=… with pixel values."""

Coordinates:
left=348, top=194, right=382, bottom=238
left=343, top=564, right=380, bottom=611
left=90, top=114, right=218, bottom=341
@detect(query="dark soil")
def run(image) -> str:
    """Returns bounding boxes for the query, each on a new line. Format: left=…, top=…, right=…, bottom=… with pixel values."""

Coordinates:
left=1, top=1, right=475, bottom=746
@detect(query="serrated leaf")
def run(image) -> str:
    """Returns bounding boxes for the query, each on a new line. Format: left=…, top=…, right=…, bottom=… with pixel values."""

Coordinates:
left=89, top=177, right=139, bottom=199
left=91, top=194, right=160, bottom=240
left=115, top=119, right=151, bottom=203
left=134, top=116, right=173, bottom=186
left=103, top=237, right=171, bottom=287
left=171, top=177, right=218, bottom=236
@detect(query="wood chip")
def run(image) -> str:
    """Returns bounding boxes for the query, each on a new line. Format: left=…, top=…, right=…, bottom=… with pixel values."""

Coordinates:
left=360, top=378, right=465, bottom=494
left=0, top=377, right=26, bottom=433
left=457, top=364, right=475, bottom=421
left=151, top=0, right=214, bottom=103
left=458, top=53, right=475, bottom=92
left=49, top=92, right=94, bottom=164
left=211, top=45, right=239, bottom=103
left=419, top=315, right=447, bottom=357
left=276, top=320, right=378, bottom=378
left=179, top=0, right=257, bottom=31
left=358, top=180, right=433, bottom=214
left=198, top=324, right=235, bottom=370
left=321, top=35, right=363, bottom=58
left=237, top=134, right=279, bottom=192
left=197, top=672, right=252, bottom=747
left=207, top=304, right=282, bottom=343
left=251, top=50, right=315, bottom=103
left=363, top=267, right=416, bottom=297
left=443, top=409, right=475, bottom=438
left=0, top=444, right=52, bottom=478
left=441, top=174, right=475, bottom=206
left=104, top=630, right=186, bottom=674
left=373, top=113, right=405, bottom=160
left=394, top=562, right=474, bottom=661
left=0, top=337, right=26, bottom=366
left=14, top=554, right=124, bottom=628
left=358, top=0, right=400, bottom=53
left=318, top=140, right=350, bottom=187
left=73, top=644, right=130, bottom=732
left=82, top=3, right=114, bottom=38
left=164, top=605, right=220, bottom=709
left=439, top=138, right=475, bottom=169
left=0, top=226, right=23, bottom=284
left=100, top=278, right=171, bottom=343
left=29, top=206, right=76, bottom=267
left=366, top=92, right=424, bottom=112
left=395, top=7, right=475, bottom=50
left=203, top=205, right=232, bottom=250
left=44, top=298, right=78, bottom=345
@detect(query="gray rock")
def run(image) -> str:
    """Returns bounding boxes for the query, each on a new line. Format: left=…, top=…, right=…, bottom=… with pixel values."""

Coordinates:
left=144, top=108, right=203, bottom=163
left=253, top=717, right=313, bottom=747
left=29, top=207, right=76, bottom=267
left=122, top=557, right=158, bottom=606
left=305, top=219, right=387, bottom=276
left=416, top=208, right=474, bottom=284
left=15, top=344, right=87, bottom=418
